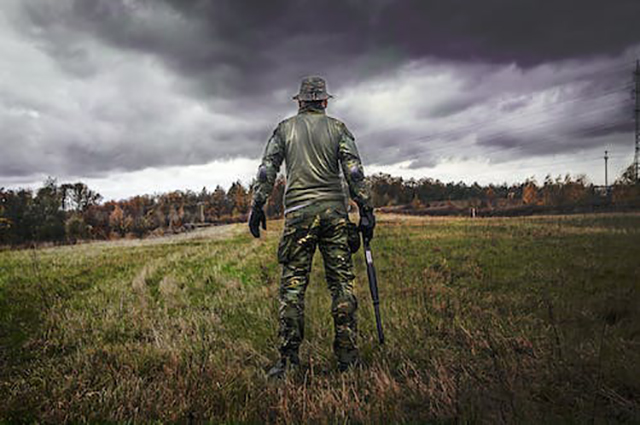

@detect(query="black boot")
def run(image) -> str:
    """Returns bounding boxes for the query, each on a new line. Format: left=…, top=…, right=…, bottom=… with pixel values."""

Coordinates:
left=267, top=353, right=300, bottom=380
left=337, top=352, right=360, bottom=373
left=338, top=359, right=359, bottom=372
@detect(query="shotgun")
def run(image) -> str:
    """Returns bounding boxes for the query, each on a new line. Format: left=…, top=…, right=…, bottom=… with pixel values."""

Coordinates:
left=363, top=236, right=385, bottom=344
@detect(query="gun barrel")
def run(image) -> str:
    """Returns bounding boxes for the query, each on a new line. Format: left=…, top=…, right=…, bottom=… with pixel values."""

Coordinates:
left=364, top=240, right=385, bottom=344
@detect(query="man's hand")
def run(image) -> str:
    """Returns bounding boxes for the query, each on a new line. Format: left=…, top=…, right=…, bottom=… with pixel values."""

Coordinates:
left=358, top=207, right=375, bottom=242
left=248, top=205, right=267, bottom=238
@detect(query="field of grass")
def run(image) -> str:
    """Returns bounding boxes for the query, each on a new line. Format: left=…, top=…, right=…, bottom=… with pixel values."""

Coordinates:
left=1, top=213, right=639, bottom=423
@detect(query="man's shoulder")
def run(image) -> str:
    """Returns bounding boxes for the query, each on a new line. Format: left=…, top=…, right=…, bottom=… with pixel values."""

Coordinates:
left=275, top=114, right=353, bottom=138
left=275, top=115, right=300, bottom=130
left=326, top=115, right=354, bottom=139
left=325, top=114, right=345, bottom=126
left=271, top=116, right=296, bottom=138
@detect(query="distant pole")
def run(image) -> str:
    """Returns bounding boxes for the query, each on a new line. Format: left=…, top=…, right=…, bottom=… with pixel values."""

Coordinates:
left=198, top=202, right=205, bottom=223
left=604, top=150, right=609, bottom=189
left=634, top=60, right=640, bottom=182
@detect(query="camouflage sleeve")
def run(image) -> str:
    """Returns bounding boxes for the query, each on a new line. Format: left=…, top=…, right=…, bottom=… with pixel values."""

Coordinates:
left=338, top=122, right=372, bottom=211
left=252, top=124, right=285, bottom=208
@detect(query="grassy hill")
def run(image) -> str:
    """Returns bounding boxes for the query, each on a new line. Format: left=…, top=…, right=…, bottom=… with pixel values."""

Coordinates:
left=1, top=214, right=639, bottom=423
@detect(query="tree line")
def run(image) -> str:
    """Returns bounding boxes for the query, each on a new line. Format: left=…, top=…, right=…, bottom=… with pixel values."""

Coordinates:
left=1, top=165, right=638, bottom=246
left=0, top=177, right=286, bottom=246
left=369, top=173, right=619, bottom=208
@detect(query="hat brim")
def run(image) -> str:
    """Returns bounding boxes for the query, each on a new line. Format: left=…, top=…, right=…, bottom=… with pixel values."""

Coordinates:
left=292, top=93, right=333, bottom=101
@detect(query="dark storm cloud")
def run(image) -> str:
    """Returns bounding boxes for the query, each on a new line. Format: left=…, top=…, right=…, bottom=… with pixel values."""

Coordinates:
left=21, top=0, right=640, bottom=98
left=569, top=120, right=635, bottom=139
left=2, top=0, right=640, bottom=183
left=475, top=81, right=633, bottom=155
left=336, top=57, right=635, bottom=170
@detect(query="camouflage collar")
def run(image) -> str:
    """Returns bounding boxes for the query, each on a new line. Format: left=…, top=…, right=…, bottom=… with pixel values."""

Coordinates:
left=298, top=104, right=326, bottom=114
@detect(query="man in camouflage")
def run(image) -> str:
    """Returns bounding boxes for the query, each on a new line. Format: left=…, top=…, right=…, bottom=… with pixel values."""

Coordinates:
left=249, top=76, right=375, bottom=378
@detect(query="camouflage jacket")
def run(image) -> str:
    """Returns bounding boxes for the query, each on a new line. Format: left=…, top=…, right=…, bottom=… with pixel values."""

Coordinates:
left=252, top=106, right=372, bottom=213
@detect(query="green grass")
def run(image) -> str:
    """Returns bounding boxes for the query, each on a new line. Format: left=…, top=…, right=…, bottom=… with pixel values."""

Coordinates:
left=1, top=214, right=639, bottom=423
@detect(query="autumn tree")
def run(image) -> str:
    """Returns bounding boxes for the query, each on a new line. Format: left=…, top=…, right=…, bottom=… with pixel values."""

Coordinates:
left=612, top=164, right=640, bottom=205
left=227, top=181, right=250, bottom=216
left=109, top=204, right=129, bottom=237
left=522, top=182, right=538, bottom=205
left=211, top=186, right=227, bottom=219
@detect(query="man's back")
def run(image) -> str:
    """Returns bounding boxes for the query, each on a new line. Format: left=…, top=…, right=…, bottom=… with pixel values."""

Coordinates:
left=279, top=110, right=345, bottom=211
left=252, top=103, right=369, bottom=214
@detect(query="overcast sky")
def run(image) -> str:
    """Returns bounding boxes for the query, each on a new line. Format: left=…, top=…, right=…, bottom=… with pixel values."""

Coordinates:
left=2, top=0, right=639, bottom=200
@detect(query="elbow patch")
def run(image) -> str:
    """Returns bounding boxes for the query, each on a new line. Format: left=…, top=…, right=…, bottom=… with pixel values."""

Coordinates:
left=257, top=165, right=268, bottom=182
left=349, top=165, right=364, bottom=182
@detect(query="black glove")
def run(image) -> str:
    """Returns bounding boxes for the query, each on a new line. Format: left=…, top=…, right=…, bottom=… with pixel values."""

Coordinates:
left=248, top=205, right=266, bottom=238
left=358, top=207, right=375, bottom=242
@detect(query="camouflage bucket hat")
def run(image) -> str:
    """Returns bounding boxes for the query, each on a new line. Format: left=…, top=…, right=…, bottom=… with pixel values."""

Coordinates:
left=293, top=76, right=333, bottom=101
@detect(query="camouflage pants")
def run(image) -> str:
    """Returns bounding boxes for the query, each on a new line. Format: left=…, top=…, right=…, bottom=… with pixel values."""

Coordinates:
left=276, top=200, right=358, bottom=365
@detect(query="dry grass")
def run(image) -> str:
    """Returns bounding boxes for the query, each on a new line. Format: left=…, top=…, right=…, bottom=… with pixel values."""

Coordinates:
left=1, top=214, right=639, bottom=423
